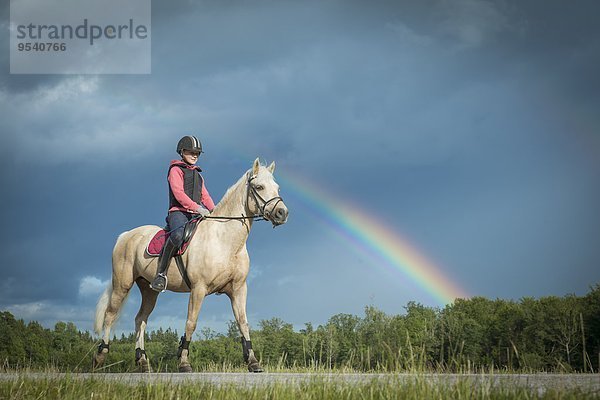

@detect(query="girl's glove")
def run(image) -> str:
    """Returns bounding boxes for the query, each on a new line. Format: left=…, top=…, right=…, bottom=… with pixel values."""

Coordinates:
left=196, top=206, right=211, bottom=217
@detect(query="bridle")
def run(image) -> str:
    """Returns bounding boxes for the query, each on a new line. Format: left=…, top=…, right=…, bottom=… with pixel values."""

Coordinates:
left=246, top=173, right=284, bottom=224
left=192, top=172, right=283, bottom=227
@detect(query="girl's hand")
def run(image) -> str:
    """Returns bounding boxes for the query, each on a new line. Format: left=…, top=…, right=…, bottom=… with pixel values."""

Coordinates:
left=196, top=206, right=210, bottom=217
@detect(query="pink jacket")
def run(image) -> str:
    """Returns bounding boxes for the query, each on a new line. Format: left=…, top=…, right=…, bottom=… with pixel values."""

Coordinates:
left=167, top=160, right=215, bottom=214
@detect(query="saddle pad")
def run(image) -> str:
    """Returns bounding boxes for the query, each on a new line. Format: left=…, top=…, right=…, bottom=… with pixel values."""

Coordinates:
left=146, top=229, right=191, bottom=257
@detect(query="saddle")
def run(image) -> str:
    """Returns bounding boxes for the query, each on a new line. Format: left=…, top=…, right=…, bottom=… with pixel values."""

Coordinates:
left=146, top=219, right=199, bottom=257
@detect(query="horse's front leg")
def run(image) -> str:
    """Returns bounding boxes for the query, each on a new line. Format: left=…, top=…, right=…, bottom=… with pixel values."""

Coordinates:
left=230, top=282, right=263, bottom=372
left=178, top=286, right=206, bottom=372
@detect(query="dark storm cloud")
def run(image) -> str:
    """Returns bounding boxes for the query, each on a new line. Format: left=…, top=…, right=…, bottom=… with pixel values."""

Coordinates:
left=1, top=0, right=599, bottom=332
left=4, top=0, right=597, bottom=167
left=0, top=1, right=63, bottom=93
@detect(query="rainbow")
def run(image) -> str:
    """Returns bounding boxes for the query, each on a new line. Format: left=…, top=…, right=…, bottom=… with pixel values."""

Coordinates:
left=278, top=170, right=468, bottom=305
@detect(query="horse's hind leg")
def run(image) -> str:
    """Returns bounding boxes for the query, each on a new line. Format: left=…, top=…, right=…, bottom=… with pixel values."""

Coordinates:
left=93, top=280, right=133, bottom=370
left=134, top=277, right=159, bottom=373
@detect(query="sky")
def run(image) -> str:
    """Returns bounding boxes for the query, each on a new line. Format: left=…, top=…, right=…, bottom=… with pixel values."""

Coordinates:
left=1, top=0, right=599, bottom=338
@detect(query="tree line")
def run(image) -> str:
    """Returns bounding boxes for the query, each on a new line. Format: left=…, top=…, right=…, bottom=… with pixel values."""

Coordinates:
left=1, top=284, right=598, bottom=373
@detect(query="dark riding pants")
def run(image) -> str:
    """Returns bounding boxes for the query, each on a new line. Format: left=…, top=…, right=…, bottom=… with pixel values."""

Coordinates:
left=166, top=211, right=193, bottom=248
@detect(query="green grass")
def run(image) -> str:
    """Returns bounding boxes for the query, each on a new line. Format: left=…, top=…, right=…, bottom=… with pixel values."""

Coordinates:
left=0, top=374, right=597, bottom=400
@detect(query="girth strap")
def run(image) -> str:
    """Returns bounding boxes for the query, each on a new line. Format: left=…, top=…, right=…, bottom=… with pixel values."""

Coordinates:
left=174, top=255, right=192, bottom=289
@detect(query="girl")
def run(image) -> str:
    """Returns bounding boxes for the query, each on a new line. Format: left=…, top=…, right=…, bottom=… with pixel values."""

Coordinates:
left=150, top=135, right=215, bottom=292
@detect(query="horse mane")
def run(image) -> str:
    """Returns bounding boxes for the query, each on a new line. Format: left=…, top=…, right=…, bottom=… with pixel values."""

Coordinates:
left=210, top=168, right=251, bottom=216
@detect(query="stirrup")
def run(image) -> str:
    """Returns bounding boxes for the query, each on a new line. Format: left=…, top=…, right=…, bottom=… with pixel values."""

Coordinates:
left=150, top=273, right=168, bottom=293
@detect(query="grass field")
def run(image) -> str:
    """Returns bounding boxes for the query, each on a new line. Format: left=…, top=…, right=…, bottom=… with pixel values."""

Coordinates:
left=1, top=373, right=598, bottom=400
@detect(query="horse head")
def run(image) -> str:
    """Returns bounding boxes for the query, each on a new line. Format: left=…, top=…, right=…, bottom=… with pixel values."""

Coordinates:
left=247, top=158, right=288, bottom=227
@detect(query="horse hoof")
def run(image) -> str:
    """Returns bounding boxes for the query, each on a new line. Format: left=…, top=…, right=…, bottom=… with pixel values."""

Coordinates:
left=92, top=354, right=106, bottom=371
left=137, top=360, right=151, bottom=373
left=248, top=362, right=264, bottom=373
left=179, top=364, right=193, bottom=373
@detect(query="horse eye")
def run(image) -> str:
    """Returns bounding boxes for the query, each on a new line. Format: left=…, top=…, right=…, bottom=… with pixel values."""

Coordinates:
left=255, top=185, right=264, bottom=190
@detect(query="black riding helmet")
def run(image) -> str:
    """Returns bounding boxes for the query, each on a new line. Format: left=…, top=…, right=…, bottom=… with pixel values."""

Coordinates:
left=177, top=135, right=203, bottom=155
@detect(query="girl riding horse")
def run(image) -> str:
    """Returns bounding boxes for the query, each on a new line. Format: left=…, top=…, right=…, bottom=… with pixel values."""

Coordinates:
left=150, top=136, right=215, bottom=292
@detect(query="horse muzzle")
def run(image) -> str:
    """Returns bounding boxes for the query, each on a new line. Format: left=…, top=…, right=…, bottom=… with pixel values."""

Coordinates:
left=267, top=205, right=288, bottom=227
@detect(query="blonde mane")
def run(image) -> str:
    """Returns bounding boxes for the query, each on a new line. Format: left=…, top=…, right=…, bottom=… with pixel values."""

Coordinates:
left=210, top=169, right=250, bottom=217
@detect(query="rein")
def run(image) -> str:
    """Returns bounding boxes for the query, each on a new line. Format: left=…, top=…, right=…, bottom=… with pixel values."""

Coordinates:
left=165, top=172, right=282, bottom=234
left=200, top=214, right=265, bottom=222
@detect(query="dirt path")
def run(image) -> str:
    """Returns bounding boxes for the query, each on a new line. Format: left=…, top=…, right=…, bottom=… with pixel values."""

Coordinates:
left=1, top=372, right=599, bottom=394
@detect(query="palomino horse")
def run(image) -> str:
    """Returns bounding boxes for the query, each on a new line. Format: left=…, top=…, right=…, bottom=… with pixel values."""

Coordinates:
left=93, top=158, right=288, bottom=372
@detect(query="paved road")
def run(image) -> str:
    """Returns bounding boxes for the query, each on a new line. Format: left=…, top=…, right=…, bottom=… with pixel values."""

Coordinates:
left=1, top=372, right=599, bottom=394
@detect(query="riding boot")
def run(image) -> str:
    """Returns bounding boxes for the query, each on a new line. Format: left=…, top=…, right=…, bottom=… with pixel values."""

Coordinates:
left=150, top=237, right=178, bottom=292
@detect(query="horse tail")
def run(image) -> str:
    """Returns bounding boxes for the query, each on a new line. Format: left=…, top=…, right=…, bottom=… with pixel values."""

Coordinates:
left=94, top=281, right=112, bottom=335
left=94, top=230, right=132, bottom=335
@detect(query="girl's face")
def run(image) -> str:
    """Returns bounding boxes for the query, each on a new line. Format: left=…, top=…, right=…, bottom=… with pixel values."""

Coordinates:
left=181, top=149, right=200, bottom=165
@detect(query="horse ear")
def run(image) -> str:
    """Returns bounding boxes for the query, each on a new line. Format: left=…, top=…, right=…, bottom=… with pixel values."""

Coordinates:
left=267, top=161, right=276, bottom=174
left=252, top=158, right=260, bottom=176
